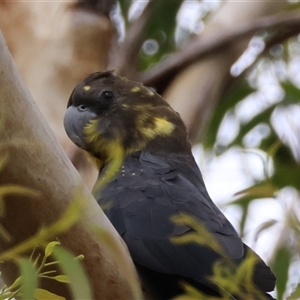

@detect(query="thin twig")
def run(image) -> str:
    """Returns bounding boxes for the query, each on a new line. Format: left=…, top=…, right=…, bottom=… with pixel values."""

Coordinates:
left=109, top=0, right=159, bottom=77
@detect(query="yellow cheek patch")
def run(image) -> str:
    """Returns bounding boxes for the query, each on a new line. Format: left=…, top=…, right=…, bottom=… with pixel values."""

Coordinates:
left=83, top=114, right=174, bottom=191
left=84, top=119, right=125, bottom=192
left=140, top=117, right=175, bottom=140
left=84, top=119, right=124, bottom=162
left=94, top=139, right=124, bottom=193
left=131, top=86, right=141, bottom=93
left=84, top=119, right=100, bottom=145
left=83, top=85, right=91, bottom=91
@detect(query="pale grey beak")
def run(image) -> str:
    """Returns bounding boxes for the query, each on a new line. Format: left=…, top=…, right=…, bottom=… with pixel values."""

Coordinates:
left=64, top=106, right=97, bottom=150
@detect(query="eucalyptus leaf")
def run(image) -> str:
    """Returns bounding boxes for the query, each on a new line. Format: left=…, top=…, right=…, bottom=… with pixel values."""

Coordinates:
left=35, top=288, right=66, bottom=300
left=204, top=81, right=255, bottom=148
left=19, top=257, right=38, bottom=300
left=138, top=0, right=183, bottom=71
left=281, top=81, right=300, bottom=104
left=272, top=247, right=291, bottom=300
left=52, top=246, right=92, bottom=300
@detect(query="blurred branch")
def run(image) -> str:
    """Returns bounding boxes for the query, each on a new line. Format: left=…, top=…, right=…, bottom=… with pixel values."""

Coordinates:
left=265, top=25, right=300, bottom=48
left=159, top=1, right=288, bottom=144
left=234, top=19, right=300, bottom=81
left=110, top=0, right=159, bottom=77
left=142, top=10, right=300, bottom=89
left=73, top=0, right=116, bottom=16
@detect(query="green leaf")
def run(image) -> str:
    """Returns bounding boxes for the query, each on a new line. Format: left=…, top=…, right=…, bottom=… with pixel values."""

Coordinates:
left=0, top=225, right=11, bottom=243
left=51, top=275, right=70, bottom=283
left=254, top=219, right=278, bottom=242
left=259, top=127, right=279, bottom=153
left=35, top=288, right=65, bottom=300
left=5, top=276, right=21, bottom=291
left=208, top=252, right=267, bottom=299
left=272, top=246, right=291, bottom=300
left=173, top=282, right=212, bottom=300
left=0, top=200, right=82, bottom=262
left=118, top=0, right=132, bottom=24
left=19, top=257, right=38, bottom=300
left=231, top=182, right=277, bottom=206
left=52, top=246, right=92, bottom=300
left=32, top=253, right=41, bottom=268
left=0, top=184, right=40, bottom=219
left=281, top=81, right=300, bottom=104
left=229, top=182, right=277, bottom=236
left=272, top=144, right=300, bottom=191
left=0, top=185, right=40, bottom=203
left=229, top=105, right=276, bottom=148
left=44, top=241, right=60, bottom=258
left=170, top=214, right=225, bottom=257
left=204, top=81, right=255, bottom=148
left=257, top=132, right=300, bottom=191
left=138, top=0, right=183, bottom=71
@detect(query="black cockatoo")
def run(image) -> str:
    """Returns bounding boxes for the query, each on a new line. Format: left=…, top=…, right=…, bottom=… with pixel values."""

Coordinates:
left=64, top=71, right=276, bottom=299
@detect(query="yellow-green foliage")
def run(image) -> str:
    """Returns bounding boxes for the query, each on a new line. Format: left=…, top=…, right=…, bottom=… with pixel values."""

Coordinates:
left=0, top=241, right=89, bottom=300
left=0, top=151, right=92, bottom=300
left=171, top=214, right=269, bottom=300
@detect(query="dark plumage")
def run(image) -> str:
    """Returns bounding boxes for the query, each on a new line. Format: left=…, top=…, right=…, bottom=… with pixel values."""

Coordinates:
left=64, top=71, right=276, bottom=299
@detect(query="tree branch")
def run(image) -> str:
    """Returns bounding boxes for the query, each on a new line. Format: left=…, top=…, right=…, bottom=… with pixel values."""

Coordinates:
left=158, top=1, right=288, bottom=143
left=141, top=10, right=300, bottom=90
left=0, top=31, right=142, bottom=299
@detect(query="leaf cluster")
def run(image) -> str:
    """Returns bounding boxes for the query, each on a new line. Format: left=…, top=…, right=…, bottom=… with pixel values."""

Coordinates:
left=0, top=151, right=92, bottom=300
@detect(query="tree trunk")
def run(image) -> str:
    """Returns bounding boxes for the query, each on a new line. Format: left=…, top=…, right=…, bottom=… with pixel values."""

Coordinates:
left=0, top=31, right=142, bottom=300
left=0, top=2, right=114, bottom=189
